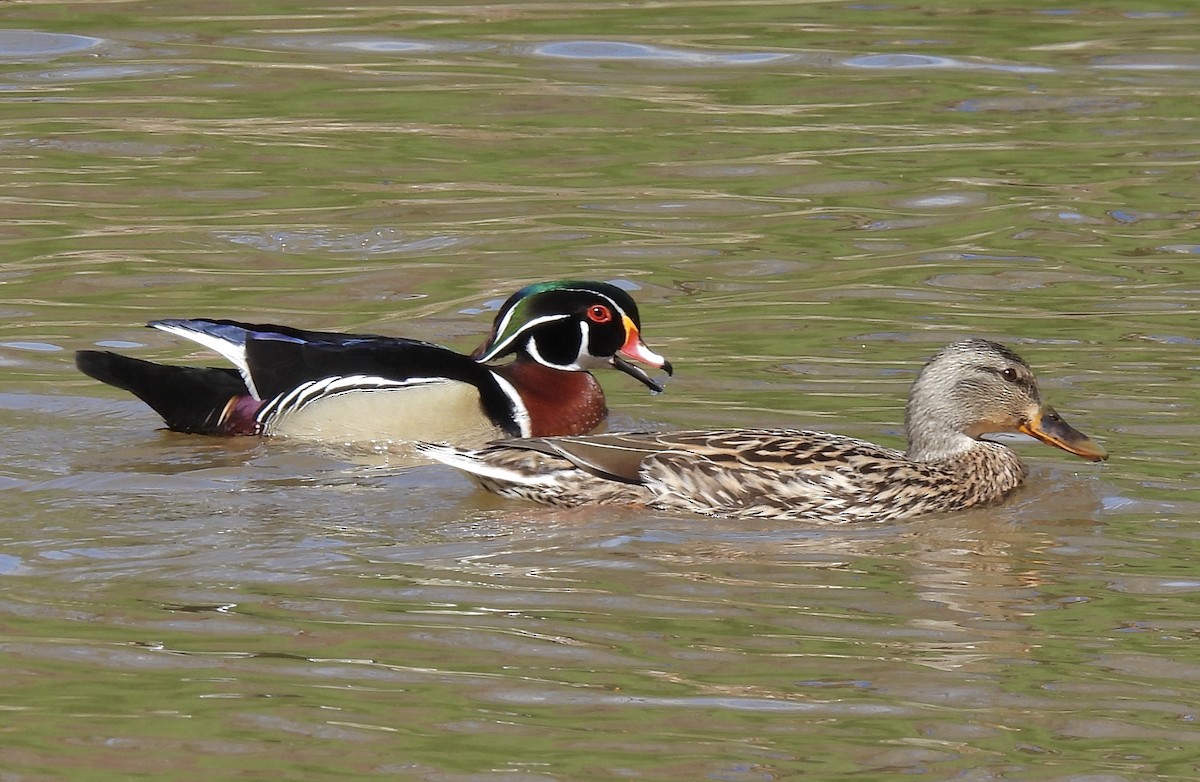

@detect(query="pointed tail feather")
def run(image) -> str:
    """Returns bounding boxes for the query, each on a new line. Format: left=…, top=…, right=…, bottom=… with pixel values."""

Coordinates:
left=415, top=442, right=558, bottom=487
left=75, top=350, right=262, bottom=435
left=415, top=441, right=643, bottom=509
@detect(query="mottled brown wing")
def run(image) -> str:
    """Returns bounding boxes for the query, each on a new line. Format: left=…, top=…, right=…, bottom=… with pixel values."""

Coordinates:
left=647, top=428, right=908, bottom=468
left=516, top=431, right=682, bottom=484
left=633, top=431, right=927, bottom=521
left=513, top=428, right=907, bottom=486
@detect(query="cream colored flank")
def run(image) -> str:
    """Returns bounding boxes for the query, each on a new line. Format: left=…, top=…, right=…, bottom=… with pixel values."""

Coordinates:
left=267, top=380, right=502, bottom=446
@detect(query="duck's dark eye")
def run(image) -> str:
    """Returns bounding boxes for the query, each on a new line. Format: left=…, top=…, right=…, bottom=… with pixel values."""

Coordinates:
left=1001, top=367, right=1019, bottom=383
left=586, top=304, right=613, bottom=324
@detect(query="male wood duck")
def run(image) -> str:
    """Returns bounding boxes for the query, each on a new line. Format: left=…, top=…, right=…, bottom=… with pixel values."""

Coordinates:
left=75, top=280, right=673, bottom=445
left=417, top=339, right=1107, bottom=522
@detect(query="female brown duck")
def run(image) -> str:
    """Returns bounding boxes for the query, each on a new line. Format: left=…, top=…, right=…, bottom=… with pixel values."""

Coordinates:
left=418, top=339, right=1107, bottom=523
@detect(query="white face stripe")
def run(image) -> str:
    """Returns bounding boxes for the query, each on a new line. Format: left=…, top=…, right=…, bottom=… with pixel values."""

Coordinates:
left=556, top=288, right=631, bottom=323
left=479, top=312, right=571, bottom=362
left=574, top=320, right=605, bottom=369
left=523, top=327, right=585, bottom=372
left=491, top=286, right=630, bottom=337
left=479, top=286, right=635, bottom=362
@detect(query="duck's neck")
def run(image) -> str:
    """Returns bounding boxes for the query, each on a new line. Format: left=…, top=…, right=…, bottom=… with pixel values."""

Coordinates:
left=905, top=429, right=981, bottom=464
left=908, top=437, right=1030, bottom=509
left=492, top=359, right=608, bottom=437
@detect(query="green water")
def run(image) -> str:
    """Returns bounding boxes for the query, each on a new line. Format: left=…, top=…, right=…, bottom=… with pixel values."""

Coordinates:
left=2, top=1, right=1199, bottom=779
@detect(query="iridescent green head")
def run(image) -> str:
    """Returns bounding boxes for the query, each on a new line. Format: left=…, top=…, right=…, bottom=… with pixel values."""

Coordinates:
left=472, top=280, right=672, bottom=392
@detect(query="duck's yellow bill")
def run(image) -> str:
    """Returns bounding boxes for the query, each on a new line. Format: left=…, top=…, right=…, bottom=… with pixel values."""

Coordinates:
left=1019, top=405, right=1108, bottom=462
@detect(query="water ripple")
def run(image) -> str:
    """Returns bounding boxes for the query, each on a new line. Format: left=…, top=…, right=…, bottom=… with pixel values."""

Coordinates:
left=217, top=228, right=468, bottom=255
left=11, top=64, right=199, bottom=82
left=526, top=40, right=788, bottom=65
left=0, top=30, right=103, bottom=59
left=1092, top=53, right=1200, bottom=70
left=844, top=53, right=1054, bottom=73
left=227, top=35, right=487, bottom=55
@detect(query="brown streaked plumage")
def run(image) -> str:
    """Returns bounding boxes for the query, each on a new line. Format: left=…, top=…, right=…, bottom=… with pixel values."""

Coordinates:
left=417, top=339, right=1107, bottom=523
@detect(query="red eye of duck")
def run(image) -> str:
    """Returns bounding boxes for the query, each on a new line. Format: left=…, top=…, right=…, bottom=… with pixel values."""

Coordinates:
left=586, top=304, right=613, bottom=323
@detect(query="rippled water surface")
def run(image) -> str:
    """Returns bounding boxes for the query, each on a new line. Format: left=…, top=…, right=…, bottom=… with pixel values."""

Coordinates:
left=3, top=1, right=1199, bottom=779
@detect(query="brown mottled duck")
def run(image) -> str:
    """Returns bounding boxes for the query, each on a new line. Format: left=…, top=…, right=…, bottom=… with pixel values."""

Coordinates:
left=417, top=339, right=1107, bottom=523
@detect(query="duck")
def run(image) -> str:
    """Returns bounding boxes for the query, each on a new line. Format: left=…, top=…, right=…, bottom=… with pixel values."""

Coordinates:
left=416, top=339, right=1107, bottom=522
left=75, top=280, right=673, bottom=445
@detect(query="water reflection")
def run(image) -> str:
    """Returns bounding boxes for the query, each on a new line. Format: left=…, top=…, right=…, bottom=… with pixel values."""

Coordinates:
left=217, top=228, right=467, bottom=255
left=12, top=64, right=199, bottom=82
left=232, top=35, right=487, bottom=55
left=528, top=40, right=789, bottom=65
left=844, top=53, right=1054, bottom=73
left=0, top=30, right=104, bottom=59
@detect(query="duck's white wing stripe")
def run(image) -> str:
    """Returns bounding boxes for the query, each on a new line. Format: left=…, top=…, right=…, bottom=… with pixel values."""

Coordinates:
left=151, top=321, right=258, bottom=399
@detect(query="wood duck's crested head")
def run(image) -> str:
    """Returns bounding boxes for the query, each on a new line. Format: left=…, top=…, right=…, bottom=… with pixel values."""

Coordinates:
left=904, top=338, right=1107, bottom=463
left=472, top=280, right=673, bottom=392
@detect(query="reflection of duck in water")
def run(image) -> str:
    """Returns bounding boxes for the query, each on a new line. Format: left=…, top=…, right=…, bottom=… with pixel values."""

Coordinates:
left=75, top=281, right=672, bottom=446
left=419, top=339, right=1107, bottom=522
